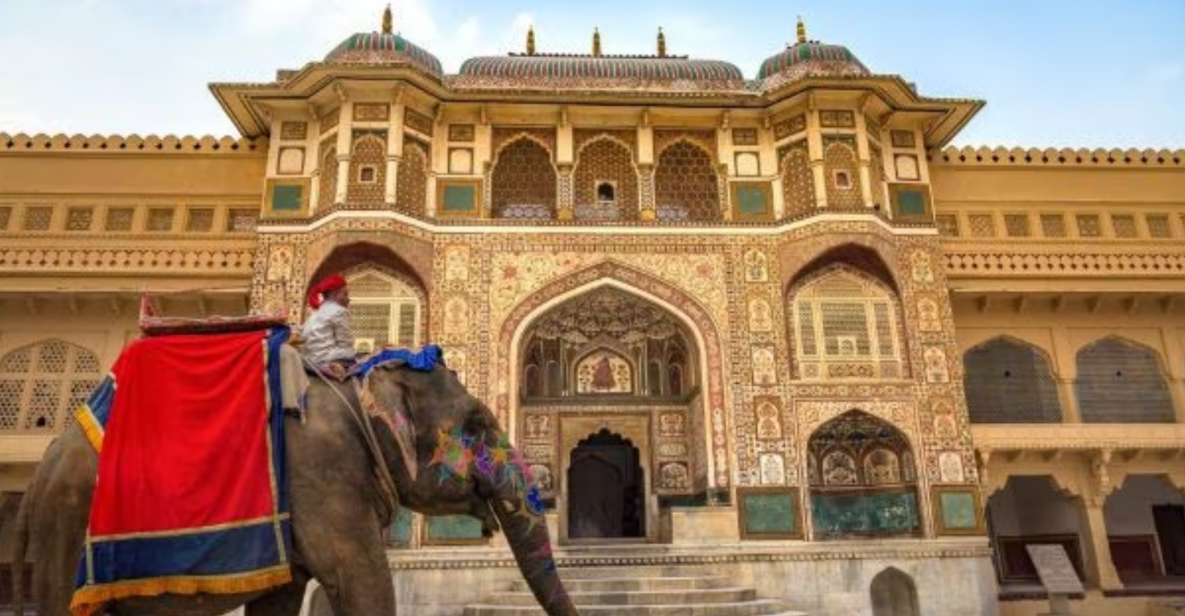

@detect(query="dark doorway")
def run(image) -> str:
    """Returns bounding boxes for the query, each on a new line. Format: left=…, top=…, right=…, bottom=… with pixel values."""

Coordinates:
left=567, top=429, right=644, bottom=539
left=1154, top=504, right=1185, bottom=575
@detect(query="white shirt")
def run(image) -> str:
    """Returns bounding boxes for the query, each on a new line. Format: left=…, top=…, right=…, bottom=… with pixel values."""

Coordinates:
left=300, top=300, right=356, bottom=365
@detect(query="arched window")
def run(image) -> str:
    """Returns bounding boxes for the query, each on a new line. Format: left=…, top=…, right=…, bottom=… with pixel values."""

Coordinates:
left=347, top=133, right=387, bottom=207
left=808, top=410, right=919, bottom=539
left=964, top=337, right=1062, bottom=423
left=789, top=265, right=904, bottom=380
left=779, top=141, right=815, bottom=217
left=654, top=141, right=720, bottom=222
left=345, top=268, right=423, bottom=353
left=317, top=144, right=337, bottom=211
left=823, top=139, right=861, bottom=211
left=395, top=137, right=429, bottom=216
left=491, top=137, right=556, bottom=220
left=1076, top=338, right=1174, bottom=422
left=0, top=339, right=102, bottom=432
left=574, top=136, right=637, bottom=221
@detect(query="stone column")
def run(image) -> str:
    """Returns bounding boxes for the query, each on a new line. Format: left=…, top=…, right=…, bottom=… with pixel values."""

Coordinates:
left=637, top=163, right=656, bottom=220
left=1051, top=327, right=1083, bottom=423
left=854, top=113, right=874, bottom=209
left=1078, top=450, right=1123, bottom=591
left=385, top=100, right=406, bottom=206
left=637, top=121, right=656, bottom=220
left=334, top=154, right=350, bottom=204
left=1057, top=377, right=1083, bottom=423
left=333, top=97, right=353, bottom=205
left=1079, top=500, right=1123, bottom=590
left=805, top=109, right=828, bottom=209
left=556, top=164, right=574, bottom=221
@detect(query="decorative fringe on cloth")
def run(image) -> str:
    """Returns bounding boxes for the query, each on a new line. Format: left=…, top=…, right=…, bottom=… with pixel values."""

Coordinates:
left=69, top=327, right=292, bottom=615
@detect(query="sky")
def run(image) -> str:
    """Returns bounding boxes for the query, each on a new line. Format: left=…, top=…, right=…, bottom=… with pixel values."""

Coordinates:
left=0, top=0, right=1182, bottom=148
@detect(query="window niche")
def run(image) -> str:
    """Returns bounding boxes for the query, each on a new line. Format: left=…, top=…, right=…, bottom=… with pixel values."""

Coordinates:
left=788, top=265, right=905, bottom=380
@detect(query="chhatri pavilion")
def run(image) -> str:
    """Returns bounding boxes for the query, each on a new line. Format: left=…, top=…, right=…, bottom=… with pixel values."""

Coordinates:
left=1, top=8, right=1184, bottom=616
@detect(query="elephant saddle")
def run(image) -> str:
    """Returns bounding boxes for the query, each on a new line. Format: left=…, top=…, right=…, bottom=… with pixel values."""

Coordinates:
left=70, top=327, right=294, bottom=615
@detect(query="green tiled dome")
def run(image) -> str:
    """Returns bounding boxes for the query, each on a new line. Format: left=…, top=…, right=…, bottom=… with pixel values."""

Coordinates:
left=758, top=41, right=869, bottom=81
left=325, top=32, right=443, bottom=78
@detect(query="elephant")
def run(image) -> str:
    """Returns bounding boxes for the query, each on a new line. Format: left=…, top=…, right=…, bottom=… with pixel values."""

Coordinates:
left=11, top=357, right=578, bottom=615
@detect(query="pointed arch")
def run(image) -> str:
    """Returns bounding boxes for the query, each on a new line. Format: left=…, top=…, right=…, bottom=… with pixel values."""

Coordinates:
left=395, top=136, right=429, bottom=216
left=573, top=134, right=639, bottom=221
left=347, top=132, right=387, bottom=207
left=490, top=134, right=557, bottom=220
left=316, top=143, right=338, bottom=212
left=786, top=260, right=907, bottom=380
left=306, top=241, right=429, bottom=346
left=808, top=410, right=919, bottom=539
left=499, top=260, right=728, bottom=489
left=964, top=336, right=1062, bottom=423
left=654, top=138, right=721, bottom=221
left=1075, top=336, right=1174, bottom=423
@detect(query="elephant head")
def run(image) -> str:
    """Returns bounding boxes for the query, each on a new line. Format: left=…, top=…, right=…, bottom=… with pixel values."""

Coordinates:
left=363, top=362, right=578, bottom=616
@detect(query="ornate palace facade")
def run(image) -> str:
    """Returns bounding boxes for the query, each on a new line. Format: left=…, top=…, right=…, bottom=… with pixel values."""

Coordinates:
left=2, top=10, right=1184, bottom=616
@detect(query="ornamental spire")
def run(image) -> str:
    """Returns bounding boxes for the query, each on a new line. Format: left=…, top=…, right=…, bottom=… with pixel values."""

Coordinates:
left=382, top=4, right=393, bottom=34
left=526, top=25, right=536, bottom=55
left=657, top=27, right=666, bottom=57
left=592, top=27, right=602, bottom=57
left=796, top=16, right=806, bottom=44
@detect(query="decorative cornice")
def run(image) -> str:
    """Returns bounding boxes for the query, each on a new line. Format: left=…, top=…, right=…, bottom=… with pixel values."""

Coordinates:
left=387, top=542, right=992, bottom=571
left=0, top=133, right=267, bottom=155
left=931, top=145, right=1185, bottom=168
left=258, top=208, right=939, bottom=237
left=972, top=424, right=1185, bottom=451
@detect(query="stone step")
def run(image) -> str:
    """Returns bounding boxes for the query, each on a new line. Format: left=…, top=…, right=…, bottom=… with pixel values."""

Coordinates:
left=510, top=575, right=733, bottom=592
left=463, top=598, right=796, bottom=616
left=493, top=586, right=757, bottom=606
left=554, top=565, right=718, bottom=579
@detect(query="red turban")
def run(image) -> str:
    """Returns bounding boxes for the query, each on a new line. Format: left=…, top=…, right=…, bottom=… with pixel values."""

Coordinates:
left=307, top=274, right=347, bottom=309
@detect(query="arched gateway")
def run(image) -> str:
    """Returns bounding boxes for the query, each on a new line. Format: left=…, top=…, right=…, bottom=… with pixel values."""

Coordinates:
left=504, top=272, right=720, bottom=543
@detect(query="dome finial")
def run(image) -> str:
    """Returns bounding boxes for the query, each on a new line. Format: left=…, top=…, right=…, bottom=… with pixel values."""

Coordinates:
left=382, top=4, right=393, bottom=34
left=657, top=27, right=666, bottom=57
left=526, top=24, right=536, bottom=55
left=796, top=15, right=807, bottom=44
left=592, top=27, right=602, bottom=57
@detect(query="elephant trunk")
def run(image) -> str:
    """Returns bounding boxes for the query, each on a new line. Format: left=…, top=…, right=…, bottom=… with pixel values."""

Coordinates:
left=491, top=493, right=578, bottom=616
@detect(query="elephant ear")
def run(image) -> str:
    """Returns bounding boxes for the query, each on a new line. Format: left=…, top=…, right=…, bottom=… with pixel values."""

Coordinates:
left=360, top=371, right=418, bottom=482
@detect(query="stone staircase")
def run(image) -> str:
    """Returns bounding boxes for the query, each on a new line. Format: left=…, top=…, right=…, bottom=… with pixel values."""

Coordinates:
left=463, top=566, right=805, bottom=616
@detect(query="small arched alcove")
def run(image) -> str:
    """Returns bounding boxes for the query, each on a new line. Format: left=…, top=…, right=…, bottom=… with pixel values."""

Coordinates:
left=870, top=567, right=920, bottom=616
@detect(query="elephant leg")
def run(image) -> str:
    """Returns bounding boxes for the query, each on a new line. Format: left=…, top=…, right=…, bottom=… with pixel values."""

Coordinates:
left=290, top=486, right=395, bottom=614
left=246, top=575, right=310, bottom=616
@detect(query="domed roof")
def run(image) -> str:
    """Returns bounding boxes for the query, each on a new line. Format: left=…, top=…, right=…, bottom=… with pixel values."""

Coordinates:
left=323, top=7, right=443, bottom=78
left=757, top=19, right=869, bottom=82
left=452, top=27, right=746, bottom=94
left=458, top=55, right=743, bottom=84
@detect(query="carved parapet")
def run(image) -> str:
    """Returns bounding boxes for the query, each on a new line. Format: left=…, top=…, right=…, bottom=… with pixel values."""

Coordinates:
left=0, top=132, right=266, bottom=154
left=943, top=248, right=1185, bottom=278
left=0, top=243, right=255, bottom=275
left=932, top=145, right=1185, bottom=168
